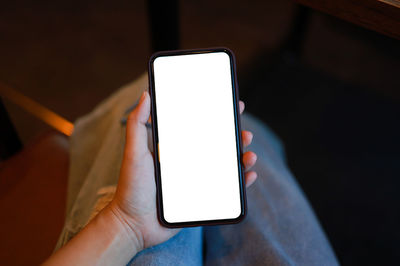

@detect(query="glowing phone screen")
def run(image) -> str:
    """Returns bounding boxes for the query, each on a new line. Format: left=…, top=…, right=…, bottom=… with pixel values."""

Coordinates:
left=152, top=51, right=243, bottom=224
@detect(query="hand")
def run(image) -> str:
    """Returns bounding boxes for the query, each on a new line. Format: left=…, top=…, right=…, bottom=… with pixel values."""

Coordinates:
left=108, top=91, right=258, bottom=253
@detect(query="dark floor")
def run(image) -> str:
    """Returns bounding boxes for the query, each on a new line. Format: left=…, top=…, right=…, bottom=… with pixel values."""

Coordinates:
left=1, top=0, right=399, bottom=265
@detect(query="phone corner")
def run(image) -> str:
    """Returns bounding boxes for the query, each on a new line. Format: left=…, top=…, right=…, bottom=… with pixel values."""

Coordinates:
left=149, top=51, right=163, bottom=63
left=218, top=47, right=236, bottom=59
left=157, top=212, right=178, bottom=228
left=235, top=207, right=247, bottom=223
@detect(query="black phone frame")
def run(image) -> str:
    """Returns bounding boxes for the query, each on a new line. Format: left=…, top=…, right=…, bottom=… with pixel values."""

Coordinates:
left=148, top=47, right=247, bottom=228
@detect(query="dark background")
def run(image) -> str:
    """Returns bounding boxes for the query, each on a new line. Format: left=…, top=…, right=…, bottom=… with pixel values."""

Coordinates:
left=1, top=0, right=399, bottom=265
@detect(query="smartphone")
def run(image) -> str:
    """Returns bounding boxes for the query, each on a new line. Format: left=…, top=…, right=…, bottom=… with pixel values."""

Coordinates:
left=148, top=48, right=246, bottom=228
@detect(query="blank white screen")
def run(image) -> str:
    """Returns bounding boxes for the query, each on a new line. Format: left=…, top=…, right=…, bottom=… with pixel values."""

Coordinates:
left=153, top=51, right=241, bottom=223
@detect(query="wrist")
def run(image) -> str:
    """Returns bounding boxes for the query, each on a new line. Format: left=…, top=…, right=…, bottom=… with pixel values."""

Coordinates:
left=44, top=201, right=142, bottom=266
left=104, top=200, right=145, bottom=253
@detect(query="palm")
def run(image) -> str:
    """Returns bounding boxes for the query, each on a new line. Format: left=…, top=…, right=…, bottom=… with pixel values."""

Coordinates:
left=116, top=149, right=179, bottom=248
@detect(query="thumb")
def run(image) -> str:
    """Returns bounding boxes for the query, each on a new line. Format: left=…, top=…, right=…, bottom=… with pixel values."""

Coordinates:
left=124, top=91, right=151, bottom=161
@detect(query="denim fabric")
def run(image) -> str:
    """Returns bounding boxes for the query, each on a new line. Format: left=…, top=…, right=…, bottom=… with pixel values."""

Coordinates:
left=128, top=227, right=203, bottom=266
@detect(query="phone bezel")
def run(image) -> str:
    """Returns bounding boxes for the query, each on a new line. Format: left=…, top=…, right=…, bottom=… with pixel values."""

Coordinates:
left=148, top=47, right=246, bottom=228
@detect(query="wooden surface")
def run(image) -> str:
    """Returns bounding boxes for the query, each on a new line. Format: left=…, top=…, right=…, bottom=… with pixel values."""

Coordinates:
left=0, top=131, right=69, bottom=265
left=296, top=0, right=400, bottom=39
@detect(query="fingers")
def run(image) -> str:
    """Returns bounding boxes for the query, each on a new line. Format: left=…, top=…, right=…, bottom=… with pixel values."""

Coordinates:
left=243, top=151, right=257, bottom=171
left=242, top=130, right=253, bottom=147
left=239, top=101, right=252, bottom=148
left=125, top=91, right=151, bottom=161
left=239, top=102, right=257, bottom=188
left=239, top=101, right=245, bottom=114
left=245, top=171, right=257, bottom=187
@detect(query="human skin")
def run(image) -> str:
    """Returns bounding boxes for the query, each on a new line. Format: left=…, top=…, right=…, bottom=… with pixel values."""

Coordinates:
left=43, top=91, right=257, bottom=266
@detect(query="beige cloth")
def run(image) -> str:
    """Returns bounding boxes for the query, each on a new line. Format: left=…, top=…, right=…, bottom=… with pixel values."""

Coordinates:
left=55, top=73, right=147, bottom=249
